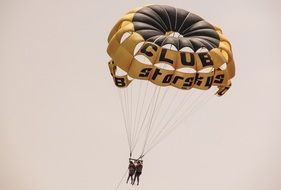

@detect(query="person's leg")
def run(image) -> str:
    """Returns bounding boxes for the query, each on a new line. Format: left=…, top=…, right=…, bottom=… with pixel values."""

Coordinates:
left=136, top=174, right=140, bottom=185
left=126, top=175, right=130, bottom=183
left=133, top=174, right=137, bottom=185
left=131, top=175, right=134, bottom=184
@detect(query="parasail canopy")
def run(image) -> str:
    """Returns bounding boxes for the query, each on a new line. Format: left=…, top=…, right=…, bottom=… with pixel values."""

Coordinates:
left=107, top=5, right=235, bottom=159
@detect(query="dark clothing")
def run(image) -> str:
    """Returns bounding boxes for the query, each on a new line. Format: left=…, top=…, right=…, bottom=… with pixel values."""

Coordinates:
left=133, top=163, right=143, bottom=185
left=135, top=164, right=143, bottom=173
left=126, top=163, right=136, bottom=184
left=128, top=163, right=136, bottom=176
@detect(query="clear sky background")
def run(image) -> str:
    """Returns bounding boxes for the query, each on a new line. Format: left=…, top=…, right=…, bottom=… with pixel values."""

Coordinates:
left=0, top=0, right=281, bottom=190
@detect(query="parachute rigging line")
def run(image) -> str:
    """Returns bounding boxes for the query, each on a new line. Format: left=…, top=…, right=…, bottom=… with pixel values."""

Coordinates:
left=117, top=89, right=132, bottom=153
left=143, top=89, right=216, bottom=156
left=114, top=168, right=128, bottom=190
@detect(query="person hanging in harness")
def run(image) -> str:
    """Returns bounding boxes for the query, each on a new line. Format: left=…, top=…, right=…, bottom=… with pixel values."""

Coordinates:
left=126, top=160, right=136, bottom=184
left=133, top=160, right=143, bottom=185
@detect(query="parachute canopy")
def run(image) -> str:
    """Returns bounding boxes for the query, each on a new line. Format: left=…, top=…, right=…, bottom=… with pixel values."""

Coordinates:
left=107, top=5, right=235, bottom=158
left=107, top=5, right=235, bottom=96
